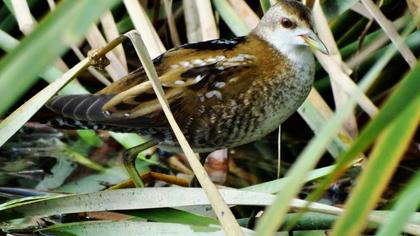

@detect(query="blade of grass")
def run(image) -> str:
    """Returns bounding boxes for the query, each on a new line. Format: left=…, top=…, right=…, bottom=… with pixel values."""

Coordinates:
left=212, top=0, right=250, bottom=36
left=125, top=208, right=218, bottom=226
left=298, top=89, right=356, bottom=158
left=331, top=87, right=420, bottom=236
left=243, top=165, right=335, bottom=194
left=39, top=220, right=254, bottom=236
left=1, top=187, right=418, bottom=234
left=45, top=0, right=112, bottom=86
left=0, top=58, right=89, bottom=147
left=0, top=29, right=87, bottom=95
left=259, top=0, right=271, bottom=13
left=124, top=30, right=244, bottom=236
left=376, top=172, right=420, bottom=236
left=322, top=0, right=358, bottom=20
left=0, top=188, right=276, bottom=220
left=0, top=0, right=120, bottom=116
left=227, top=0, right=259, bottom=29
left=316, top=22, right=419, bottom=190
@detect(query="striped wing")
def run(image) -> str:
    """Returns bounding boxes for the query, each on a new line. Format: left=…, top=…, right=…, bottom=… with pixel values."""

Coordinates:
left=47, top=43, right=256, bottom=129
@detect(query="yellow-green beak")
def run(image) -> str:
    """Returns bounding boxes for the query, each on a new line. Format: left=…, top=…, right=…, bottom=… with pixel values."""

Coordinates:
left=301, top=31, right=329, bottom=55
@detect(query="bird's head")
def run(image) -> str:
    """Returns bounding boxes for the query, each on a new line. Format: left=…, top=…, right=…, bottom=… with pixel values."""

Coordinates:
left=254, top=0, right=328, bottom=55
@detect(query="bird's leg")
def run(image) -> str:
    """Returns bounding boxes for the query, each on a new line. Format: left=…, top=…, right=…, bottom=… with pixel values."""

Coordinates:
left=123, top=140, right=157, bottom=187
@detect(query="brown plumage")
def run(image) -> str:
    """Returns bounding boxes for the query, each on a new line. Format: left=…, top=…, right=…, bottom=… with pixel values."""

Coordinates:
left=47, top=0, right=327, bottom=152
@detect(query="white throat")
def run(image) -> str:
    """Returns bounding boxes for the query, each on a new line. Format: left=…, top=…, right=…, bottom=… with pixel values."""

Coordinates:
left=256, top=29, right=314, bottom=66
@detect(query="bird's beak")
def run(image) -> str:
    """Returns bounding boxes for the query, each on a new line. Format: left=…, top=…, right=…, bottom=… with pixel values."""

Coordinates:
left=300, top=31, right=329, bottom=55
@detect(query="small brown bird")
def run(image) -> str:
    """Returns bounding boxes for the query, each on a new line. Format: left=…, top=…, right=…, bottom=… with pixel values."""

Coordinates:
left=47, top=0, right=327, bottom=173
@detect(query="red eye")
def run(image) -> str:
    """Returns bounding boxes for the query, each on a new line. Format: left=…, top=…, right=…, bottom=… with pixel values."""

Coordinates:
left=281, top=18, right=294, bottom=28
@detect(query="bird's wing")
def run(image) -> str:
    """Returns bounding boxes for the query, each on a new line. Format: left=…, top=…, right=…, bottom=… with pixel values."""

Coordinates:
left=47, top=38, right=258, bottom=127
left=100, top=52, right=257, bottom=119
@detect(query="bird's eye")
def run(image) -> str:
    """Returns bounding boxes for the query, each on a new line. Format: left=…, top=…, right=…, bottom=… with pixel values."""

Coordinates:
left=281, top=18, right=294, bottom=28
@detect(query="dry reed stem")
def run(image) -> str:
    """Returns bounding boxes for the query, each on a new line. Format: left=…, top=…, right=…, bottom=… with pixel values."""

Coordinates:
left=11, top=0, right=35, bottom=34
left=45, top=0, right=111, bottom=85
left=124, top=31, right=244, bottom=236
left=228, top=0, right=259, bottom=29
left=346, top=32, right=389, bottom=69
left=196, top=0, right=219, bottom=40
left=11, top=0, right=69, bottom=73
left=168, top=156, right=194, bottom=175
left=122, top=0, right=166, bottom=58
left=183, top=0, right=202, bottom=42
left=313, top=1, right=359, bottom=137
left=86, top=26, right=128, bottom=80
left=406, top=0, right=420, bottom=27
left=316, top=53, right=378, bottom=117
left=351, top=2, right=373, bottom=20
left=0, top=59, right=90, bottom=147
left=361, top=0, right=417, bottom=68
left=163, top=0, right=181, bottom=46
left=300, top=89, right=365, bottom=159
left=288, top=197, right=420, bottom=235
left=101, top=11, right=128, bottom=70
left=194, top=0, right=226, bottom=181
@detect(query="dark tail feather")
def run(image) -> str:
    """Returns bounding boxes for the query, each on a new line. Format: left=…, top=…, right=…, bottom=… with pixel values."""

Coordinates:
left=46, top=117, right=140, bottom=133
left=46, top=94, right=114, bottom=121
left=46, top=117, right=108, bottom=130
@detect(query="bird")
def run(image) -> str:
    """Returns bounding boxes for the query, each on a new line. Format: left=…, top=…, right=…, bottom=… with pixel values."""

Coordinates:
left=46, top=0, right=327, bottom=184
